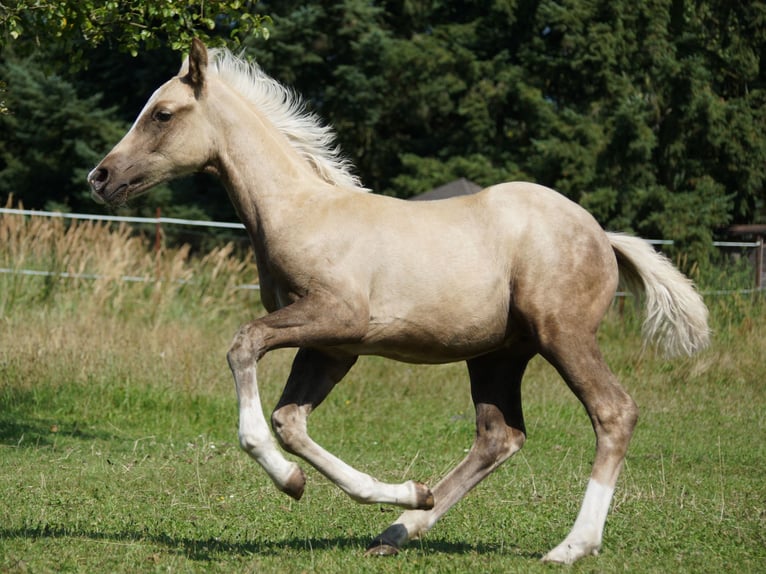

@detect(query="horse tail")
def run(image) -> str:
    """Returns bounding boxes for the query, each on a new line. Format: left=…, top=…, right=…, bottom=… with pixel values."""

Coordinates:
left=607, top=232, right=710, bottom=357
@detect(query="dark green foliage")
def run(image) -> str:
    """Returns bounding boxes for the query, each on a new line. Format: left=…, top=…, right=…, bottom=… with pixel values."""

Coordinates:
left=2, top=0, right=765, bottom=264
left=1, top=1, right=269, bottom=64
left=247, top=0, right=764, bottom=265
left=0, top=56, right=127, bottom=212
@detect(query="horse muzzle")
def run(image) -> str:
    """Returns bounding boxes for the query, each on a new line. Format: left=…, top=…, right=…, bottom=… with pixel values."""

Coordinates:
left=88, top=165, right=130, bottom=205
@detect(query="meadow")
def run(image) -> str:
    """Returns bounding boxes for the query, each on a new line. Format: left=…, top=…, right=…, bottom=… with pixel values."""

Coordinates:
left=1, top=211, right=764, bottom=573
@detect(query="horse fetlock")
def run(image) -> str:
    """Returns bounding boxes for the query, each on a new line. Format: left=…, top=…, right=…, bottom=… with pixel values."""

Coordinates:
left=410, top=481, right=435, bottom=510
left=278, top=464, right=306, bottom=501
left=238, top=430, right=270, bottom=456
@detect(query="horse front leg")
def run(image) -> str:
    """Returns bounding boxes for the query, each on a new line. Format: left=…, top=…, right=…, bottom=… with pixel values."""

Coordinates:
left=227, top=353, right=306, bottom=499
left=226, top=293, right=357, bottom=500
left=227, top=293, right=432, bottom=509
left=271, top=348, right=434, bottom=509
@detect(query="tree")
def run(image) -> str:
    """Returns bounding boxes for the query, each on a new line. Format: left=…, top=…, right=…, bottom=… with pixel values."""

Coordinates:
left=248, top=0, right=764, bottom=266
left=1, top=1, right=270, bottom=64
left=0, top=2, right=270, bottom=122
left=2, top=0, right=763, bottom=266
left=0, top=55, right=127, bottom=212
left=246, top=0, right=533, bottom=194
left=524, top=0, right=765, bottom=261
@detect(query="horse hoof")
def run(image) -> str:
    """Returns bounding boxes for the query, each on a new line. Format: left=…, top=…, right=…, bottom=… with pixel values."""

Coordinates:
left=366, top=523, right=408, bottom=556
left=413, top=481, right=434, bottom=510
left=365, top=543, right=399, bottom=557
left=280, top=465, right=306, bottom=500
left=541, top=539, right=600, bottom=564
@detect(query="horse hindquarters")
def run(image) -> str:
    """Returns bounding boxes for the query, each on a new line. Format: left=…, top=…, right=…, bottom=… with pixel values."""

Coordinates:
left=503, top=219, right=638, bottom=562
left=540, top=233, right=708, bottom=563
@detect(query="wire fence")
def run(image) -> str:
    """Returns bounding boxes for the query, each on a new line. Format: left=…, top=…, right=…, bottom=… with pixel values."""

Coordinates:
left=0, top=207, right=246, bottom=229
left=0, top=206, right=763, bottom=296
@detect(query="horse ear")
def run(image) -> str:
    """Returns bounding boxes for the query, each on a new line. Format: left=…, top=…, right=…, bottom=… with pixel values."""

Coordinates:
left=187, top=38, right=208, bottom=96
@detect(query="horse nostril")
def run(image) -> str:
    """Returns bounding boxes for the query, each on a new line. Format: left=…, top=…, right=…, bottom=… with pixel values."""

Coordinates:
left=89, top=167, right=109, bottom=191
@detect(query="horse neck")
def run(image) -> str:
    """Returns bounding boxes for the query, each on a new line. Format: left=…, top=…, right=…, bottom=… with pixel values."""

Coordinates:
left=207, top=83, right=331, bottom=233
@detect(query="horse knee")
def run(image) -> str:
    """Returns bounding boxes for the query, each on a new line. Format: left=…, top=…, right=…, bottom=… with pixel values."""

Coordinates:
left=227, top=324, right=265, bottom=371
left=271, top=405, right=307, bottom=455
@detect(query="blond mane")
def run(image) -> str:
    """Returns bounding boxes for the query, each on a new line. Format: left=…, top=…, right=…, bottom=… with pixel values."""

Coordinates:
left=182, top=48, right=366, bottom=191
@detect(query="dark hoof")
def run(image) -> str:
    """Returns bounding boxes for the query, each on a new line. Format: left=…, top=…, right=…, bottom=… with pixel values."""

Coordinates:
left=365, top=524, right=408, bottom=556
left=413, top=481, right=435, bottom=510
left=280, top=465, right=306, bottom=500
left=365, top=543, right=399, bottom=557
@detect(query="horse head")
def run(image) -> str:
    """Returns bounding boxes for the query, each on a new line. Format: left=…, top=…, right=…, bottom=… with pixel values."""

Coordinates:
left=88, top=39, right=213, bottom=205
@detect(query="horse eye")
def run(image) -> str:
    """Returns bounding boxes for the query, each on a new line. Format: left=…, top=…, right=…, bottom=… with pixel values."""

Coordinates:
left=154, top=110, right=173, bottom=123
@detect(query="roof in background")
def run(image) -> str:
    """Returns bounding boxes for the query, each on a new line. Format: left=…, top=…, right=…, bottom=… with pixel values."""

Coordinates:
left=409, top=178, right=482, bottom=201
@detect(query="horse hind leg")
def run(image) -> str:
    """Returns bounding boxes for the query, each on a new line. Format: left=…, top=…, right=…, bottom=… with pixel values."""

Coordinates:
left=366, top=347, right=532, bottom=556
left=540, top=332, right=638, bottom=564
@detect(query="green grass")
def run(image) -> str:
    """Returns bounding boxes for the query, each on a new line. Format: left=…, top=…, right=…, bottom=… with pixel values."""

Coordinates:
left=1, top=216, right=764, bottom=572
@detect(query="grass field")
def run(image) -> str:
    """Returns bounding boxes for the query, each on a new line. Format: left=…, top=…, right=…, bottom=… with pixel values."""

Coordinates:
left=1, top=214, right=764, bottom=573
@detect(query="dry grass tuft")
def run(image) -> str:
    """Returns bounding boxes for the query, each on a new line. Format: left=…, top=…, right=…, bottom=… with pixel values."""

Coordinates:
left=0, top=200, right=259, bottom=325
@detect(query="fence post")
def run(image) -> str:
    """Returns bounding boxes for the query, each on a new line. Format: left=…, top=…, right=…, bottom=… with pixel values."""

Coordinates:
left=155, top=207, right=162, bottom=281
left=155, top=207, right=162, bottom=254
left=756, top=236, right=763, bottom=290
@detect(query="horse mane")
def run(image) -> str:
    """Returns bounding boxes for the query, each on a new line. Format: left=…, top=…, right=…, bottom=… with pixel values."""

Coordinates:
left=182, top=48, right=367, bottom=191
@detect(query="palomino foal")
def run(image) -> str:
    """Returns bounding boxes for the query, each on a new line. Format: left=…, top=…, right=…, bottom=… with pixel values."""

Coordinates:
left=89, top=39, right=709, bottom=564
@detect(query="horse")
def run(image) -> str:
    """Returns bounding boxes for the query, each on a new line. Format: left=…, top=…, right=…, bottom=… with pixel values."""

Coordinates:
left=88, top=39, right=709, bottom=564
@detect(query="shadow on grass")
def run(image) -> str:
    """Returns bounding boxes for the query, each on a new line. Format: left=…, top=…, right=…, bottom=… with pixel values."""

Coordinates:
left=0, top=418, right=116, bottom=447
left=0, top=385, right=118, bottom=447
left=0, top=414, right=116, bottom=447
left=0, top=524, right=534, bottom=560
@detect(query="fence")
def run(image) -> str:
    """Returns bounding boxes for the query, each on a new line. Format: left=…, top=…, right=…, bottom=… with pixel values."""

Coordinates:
left=0, top=206, right=763, bottom=295
left=0, top=206, right=258, bottom=290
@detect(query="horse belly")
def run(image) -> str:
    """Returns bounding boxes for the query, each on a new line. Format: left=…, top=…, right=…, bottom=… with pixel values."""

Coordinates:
left=354, top=282, right=515, bottom=364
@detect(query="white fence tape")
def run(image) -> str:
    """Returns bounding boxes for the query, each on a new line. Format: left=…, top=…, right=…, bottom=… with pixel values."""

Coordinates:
left=0, top=266, right=260, bottom=291
left=0, top=207, right=246, bottom=229
left=0, top=206, right=762, bottom=294
left=1, top=206, right=758, bottom=247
